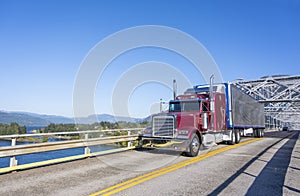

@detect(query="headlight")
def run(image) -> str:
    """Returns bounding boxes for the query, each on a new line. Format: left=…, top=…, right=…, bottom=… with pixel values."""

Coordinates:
left=178, top=130, right=189, bottom=135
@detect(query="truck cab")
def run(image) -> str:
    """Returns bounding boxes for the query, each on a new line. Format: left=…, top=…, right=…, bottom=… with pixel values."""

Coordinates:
left=142, top=85, right=226, bottom=156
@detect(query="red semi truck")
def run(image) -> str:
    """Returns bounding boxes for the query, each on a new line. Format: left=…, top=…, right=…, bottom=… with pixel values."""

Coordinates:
left=140, top=80, right=265, bottom=157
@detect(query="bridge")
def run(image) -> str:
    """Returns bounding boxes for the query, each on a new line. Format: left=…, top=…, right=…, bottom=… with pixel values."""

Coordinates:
left=234, top=75, right=300, bottom=130
left=0, top=130, right=299, bottom=195
left=0, top=75, right=300, bottom=195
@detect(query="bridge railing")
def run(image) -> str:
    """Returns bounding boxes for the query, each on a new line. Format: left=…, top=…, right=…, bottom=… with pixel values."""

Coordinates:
left=0, top=128, right=143, bottom=173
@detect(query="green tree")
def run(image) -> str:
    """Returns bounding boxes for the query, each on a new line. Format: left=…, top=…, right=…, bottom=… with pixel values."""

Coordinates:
left=0, top=123, right=27, bottom=135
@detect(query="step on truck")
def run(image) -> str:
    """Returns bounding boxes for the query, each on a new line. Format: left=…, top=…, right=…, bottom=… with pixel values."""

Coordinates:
left=140, top=78, right=265, bottom=157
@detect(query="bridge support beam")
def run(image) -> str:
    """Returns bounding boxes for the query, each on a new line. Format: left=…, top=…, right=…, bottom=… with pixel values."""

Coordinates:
left=84, top=133, right=91, bottom=154
left=128, top=131, right=133, bottom=147
left=9, top=138, right=18, bottom=167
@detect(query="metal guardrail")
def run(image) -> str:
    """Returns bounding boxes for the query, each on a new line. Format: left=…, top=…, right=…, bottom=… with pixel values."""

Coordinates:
left=0, top=128, right=143, bottom=173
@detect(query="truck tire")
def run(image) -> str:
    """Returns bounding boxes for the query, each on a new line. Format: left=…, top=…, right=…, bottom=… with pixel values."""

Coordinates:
left=235, top=130, right=241, bottom=144
left=253, top=129, right=258, bottom=137
left=257, top=129, right=264, bottom=138
left=254, top=129, right=260, bottom=138
left=186, top=134, right=200, bottom=157
left=229, top=130, right=236, bottom=145
left=261, top=129, right=265, bottom=137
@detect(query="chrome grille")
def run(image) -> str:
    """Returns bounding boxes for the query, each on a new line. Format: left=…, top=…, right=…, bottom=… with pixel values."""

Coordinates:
left=153, top=116, right=175, bottom=137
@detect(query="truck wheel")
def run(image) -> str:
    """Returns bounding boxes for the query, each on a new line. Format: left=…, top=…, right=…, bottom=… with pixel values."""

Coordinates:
left=229, top=130, right=236, bottom=145
left=235, top=130, right=241, bottom=144
left=186, top=134, right=200, bottom=157
left=253, top=129, right=258, bottom=137
left=257, top=129, right=264, bottom=138
left=257, top=129, right=260, bottom=138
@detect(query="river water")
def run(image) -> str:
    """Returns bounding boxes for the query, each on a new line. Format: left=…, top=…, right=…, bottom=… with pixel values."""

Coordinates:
left=0, top=126, right=115, bottom=168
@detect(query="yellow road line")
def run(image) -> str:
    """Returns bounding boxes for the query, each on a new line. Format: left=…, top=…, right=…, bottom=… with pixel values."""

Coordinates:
left=90, top=138, right=262, bottom=196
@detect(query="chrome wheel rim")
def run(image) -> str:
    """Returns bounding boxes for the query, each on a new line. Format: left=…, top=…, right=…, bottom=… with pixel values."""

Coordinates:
left=191, top=137, right=199, bottom=153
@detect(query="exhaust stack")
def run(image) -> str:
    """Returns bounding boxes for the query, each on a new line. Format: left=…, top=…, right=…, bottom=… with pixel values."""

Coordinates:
left=210, top=75, right=215, bottom=131
left=173, top=79, right=177, bottom=100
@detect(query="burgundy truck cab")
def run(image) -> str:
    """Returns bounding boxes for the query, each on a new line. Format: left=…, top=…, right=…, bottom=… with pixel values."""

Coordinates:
left=141, top=91, right=226, bottom=157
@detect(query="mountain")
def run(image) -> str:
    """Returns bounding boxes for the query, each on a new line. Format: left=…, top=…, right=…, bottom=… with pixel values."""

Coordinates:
left=18, top=112, right=75, bottom=124
left=75, top=114, right=147, bottom=124
left=0, top=111, right=150, bottom=126
left=0, top=111, right=49, bottom=126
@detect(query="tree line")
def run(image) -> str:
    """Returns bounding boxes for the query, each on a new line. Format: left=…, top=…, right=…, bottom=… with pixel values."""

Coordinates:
left=0, top=121, right=150, bottom=136
left=0, top=122, right=26, bottom=135
left=39, top=121, right=150, bottom=133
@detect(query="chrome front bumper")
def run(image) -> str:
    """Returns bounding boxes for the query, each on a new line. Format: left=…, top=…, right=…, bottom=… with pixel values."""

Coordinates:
left=140, top=135, right=191, bottom=152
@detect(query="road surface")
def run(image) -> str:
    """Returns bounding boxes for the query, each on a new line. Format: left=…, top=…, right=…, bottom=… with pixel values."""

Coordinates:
left=0, top=130, right=299, bottom=196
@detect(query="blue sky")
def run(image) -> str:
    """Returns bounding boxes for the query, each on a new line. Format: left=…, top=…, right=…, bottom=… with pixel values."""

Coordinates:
left=0, top=0, right=299, bottom=118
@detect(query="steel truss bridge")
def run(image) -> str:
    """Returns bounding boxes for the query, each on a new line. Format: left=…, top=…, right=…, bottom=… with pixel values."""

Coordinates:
left=233, top=75, right=300, bottom=130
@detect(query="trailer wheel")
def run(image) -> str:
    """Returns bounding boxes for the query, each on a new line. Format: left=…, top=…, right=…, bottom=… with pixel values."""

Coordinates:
left=186, top=134, right=200, bottom=157
left=253, top=129, right=258, bottom=137
left=261, top=129, right=265, bottom=137
left=235, top=130, right=241, bottom=144
left=257, top=129, right=264, bottom=138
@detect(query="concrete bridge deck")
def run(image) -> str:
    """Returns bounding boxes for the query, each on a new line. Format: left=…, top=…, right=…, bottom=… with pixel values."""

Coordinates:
left=0, top=131, right=299, bottom=196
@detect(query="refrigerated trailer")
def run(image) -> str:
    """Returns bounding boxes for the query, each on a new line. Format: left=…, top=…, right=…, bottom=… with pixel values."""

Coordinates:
left=140, top=82, right=265, bottom=157
left=228, top=84, right=265, bottom=136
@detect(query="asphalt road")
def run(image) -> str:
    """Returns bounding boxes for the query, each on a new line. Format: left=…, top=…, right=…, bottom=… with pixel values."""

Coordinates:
left=0, top=130, right=299, bottom=196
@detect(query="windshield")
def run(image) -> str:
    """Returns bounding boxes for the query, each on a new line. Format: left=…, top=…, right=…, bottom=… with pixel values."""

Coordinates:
left=169, top=101, right=200, bottom=112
